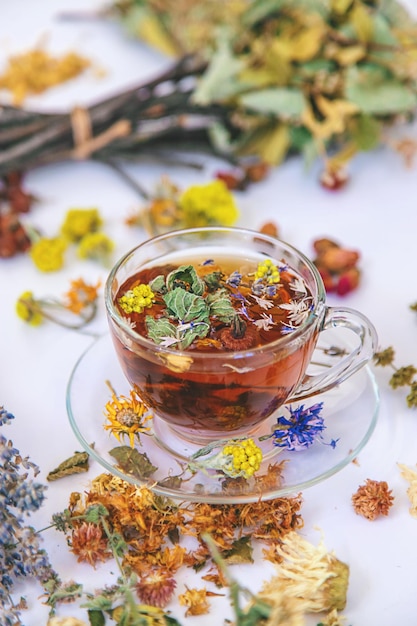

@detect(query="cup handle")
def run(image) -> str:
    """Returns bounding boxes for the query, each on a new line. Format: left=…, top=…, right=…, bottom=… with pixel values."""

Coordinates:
left=287, top=306, right=378, bottom=403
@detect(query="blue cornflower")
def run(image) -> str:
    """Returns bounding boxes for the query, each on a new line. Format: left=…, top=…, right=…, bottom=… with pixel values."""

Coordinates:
left=0, top=408, right=15, bottom=426
left=271, top=402, right=326, bottom=451
left=226, top=270, right=242, bottom=287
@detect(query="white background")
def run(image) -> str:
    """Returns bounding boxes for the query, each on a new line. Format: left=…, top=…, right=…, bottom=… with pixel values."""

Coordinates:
left=2, top=1, right=417, bottom=624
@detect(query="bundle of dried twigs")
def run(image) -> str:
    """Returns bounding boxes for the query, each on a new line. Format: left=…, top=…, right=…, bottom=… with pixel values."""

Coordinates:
left=0, top=55, right=239, bottom=181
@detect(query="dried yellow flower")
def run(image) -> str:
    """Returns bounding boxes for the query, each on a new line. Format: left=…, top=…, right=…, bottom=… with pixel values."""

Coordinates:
left=0, top=48, right=90, bottom=105
left=398, top=463, right=417, bottom=518
left=178, top=586, right=211, bottom=616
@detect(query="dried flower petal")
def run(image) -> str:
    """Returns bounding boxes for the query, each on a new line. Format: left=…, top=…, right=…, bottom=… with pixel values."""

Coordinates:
left=178, top=586, right=211, bottom=616
left=351, top=479, right=394, bottom=520
left=398, top=463, right=417, bottom=517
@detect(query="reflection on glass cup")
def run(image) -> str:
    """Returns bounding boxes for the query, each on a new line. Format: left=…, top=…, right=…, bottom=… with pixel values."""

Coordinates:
left=105, top=227, right=378, bottom=446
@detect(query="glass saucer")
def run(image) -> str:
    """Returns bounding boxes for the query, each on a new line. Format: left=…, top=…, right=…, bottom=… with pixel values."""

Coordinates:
left=66, top=333, right=379, bottom=504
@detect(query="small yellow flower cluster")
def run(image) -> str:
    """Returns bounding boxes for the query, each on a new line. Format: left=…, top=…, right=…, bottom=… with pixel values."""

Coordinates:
left=118, top=284, right=155, bottom=315
left=179, top=180, right=239, bottom=228
left=15, top=291, right=43, bottom=326
left=255, top=258, right=280, bottom=284
left=29, top=207, right=114, bottom=272
left=222, top=438, right=263, bottom=478
left=61, top=208, right=103, bottom=242
left=30, top=237, right=67, bottom=272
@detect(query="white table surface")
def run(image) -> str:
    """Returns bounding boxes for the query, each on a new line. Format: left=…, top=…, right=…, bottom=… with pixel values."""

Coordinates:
left=2, top=1, right=417, bottom=624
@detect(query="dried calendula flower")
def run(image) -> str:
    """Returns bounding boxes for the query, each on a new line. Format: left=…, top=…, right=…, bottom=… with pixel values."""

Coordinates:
left=103, top=382, right=152, bottom=447
left=178, top=586, right=212, bottom=616
left=351, top=479, right=394, bottom=520
left=398, top=463, right=417, bottom=518
left=259, top=531, right=349, bottom=613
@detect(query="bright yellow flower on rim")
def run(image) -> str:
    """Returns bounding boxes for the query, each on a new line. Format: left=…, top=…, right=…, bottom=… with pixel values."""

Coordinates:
left=104, top=387, right=152, bottom=447
left=30, top=237, right=67, bottom=272
left=179, top=180, right=239, bottom=228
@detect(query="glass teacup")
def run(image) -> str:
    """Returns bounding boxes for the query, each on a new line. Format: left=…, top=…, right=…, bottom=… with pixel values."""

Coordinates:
left=105, top=227, right=378, bottom=447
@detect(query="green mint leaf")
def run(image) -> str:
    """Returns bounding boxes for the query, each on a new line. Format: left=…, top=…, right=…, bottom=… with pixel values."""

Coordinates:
left=164, top=288, right=209, bottom=323
left=166, top=264, right=205, bottom=295
left=206, top=288, right=236, bottom=323
left=146, top=316, right=178, bottom=345
left=149, top=274, right=167, bottom=294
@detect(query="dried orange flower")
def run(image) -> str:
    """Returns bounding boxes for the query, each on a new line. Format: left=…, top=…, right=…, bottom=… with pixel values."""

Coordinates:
left=352, top=479, right=394, bottom=521
left=135, top=571, right=177, bottom=608
left=63, top=278, right=101, bottom=314
left=70, top=521, right=111, bottom=567
left=178, top=586, right=212, bottom=616
left=398, top=463, right=417, bottom=518
left=103, top=384, right=152, bottom=447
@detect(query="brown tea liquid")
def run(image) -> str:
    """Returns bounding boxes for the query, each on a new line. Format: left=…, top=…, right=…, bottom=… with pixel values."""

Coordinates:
left=110, top=255, right=318, bottom=440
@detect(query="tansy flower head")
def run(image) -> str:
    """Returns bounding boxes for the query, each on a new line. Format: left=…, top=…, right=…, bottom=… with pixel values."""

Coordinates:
left=30, top=236, right=67, bottom=272
left=190, top=437, right=263, bottom=479
left=16, top=291, right=43, bottom=325
left=254, top=258, right=280, bottom=284
left=118, top=283, right=154, bottom=314
left=61, top=208, right=102, bottom=242
left=178, top=179, right=239, bottom=228
left=104, top=384, right=152, bottom=447
left=77, top=231, right=114, bottom=264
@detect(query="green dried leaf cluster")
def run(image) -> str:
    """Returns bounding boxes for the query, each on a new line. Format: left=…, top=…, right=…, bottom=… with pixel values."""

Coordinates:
left=113, top=0, right=417, bottom=170
left=147, top=264, right=235, bottom=349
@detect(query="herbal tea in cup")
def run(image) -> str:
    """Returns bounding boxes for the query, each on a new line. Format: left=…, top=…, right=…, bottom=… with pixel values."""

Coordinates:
left=105, top=227, right=377, bottom=446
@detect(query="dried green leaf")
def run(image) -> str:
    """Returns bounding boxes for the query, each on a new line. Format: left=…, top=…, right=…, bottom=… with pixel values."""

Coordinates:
left=206, top=288, right=236, bottom=323
left=345, top=67, right=417, bottom=114
left=88, top=609, right=106, bottom=626
left=163, top=288, right=209, bottom=324
left=166, top=264, right=205, bottom=295
left=47, top=450, right=90, bottom=481
left=146, top=315, right=178, bottom=345
left=239, top=87, right=306, bottom=118
left=351, top=114, right=382, bottom=151
left=192, top=38, right=245, bottom=105
left=222, top=536, right=254, bottom=564
left=109, top=446, right=157, bottom=478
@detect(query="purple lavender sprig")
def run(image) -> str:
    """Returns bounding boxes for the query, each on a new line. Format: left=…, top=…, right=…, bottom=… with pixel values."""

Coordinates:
left=0, top=406, right=59, bottom=624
